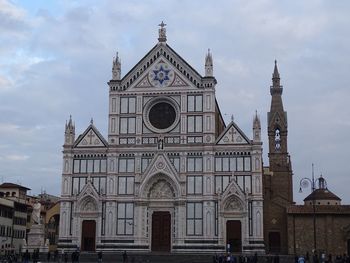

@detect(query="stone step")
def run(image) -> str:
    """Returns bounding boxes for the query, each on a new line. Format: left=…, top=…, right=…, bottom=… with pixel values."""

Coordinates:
left=71, top=252, right=214, bottom=263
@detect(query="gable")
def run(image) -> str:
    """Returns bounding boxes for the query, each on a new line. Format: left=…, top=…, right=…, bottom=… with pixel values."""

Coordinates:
left=120, top=43, right=203, bottom=91
left=129, top=58, right=195, bottom=91
left=268, top=111, right=287, bottom=129
left=74, top=124, right=108, bottom=148
left=216, top=121, right=251, bottom=145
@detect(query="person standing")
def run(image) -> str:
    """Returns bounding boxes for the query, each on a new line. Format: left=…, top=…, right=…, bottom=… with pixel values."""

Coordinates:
left=98, top=251, right=103, bottom=263
left=23, top=250, right=30, bottom=263
left=122, top=251, right=128, bottom=263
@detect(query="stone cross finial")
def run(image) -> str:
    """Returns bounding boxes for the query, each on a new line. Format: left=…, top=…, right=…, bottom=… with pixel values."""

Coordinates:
left=158, top=21, right=167, bottom=42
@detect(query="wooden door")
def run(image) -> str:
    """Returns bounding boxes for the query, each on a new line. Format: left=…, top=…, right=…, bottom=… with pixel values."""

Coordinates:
left=151, top=211, right=171, bottom=252
left=81, top=220, right=96, bottom=251
left=269, top=232, right=281, bottom=253
left=226, top=220, right=242, bottom=252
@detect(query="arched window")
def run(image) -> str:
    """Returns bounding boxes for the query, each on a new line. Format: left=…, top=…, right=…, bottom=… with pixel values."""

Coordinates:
left=274, top=129, right=281, bottom=150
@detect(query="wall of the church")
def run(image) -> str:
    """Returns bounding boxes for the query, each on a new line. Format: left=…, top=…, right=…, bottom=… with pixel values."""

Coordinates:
left=59, top=39, right=265, bottom=254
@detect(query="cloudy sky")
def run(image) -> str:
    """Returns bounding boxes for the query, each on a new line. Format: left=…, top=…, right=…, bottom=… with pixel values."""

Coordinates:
left=0, top=0, right=349, bottom=203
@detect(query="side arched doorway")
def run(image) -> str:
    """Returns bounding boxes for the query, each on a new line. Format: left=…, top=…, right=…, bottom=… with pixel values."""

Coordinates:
left=226, top=220, right=242, bottom=252
left=81, top=220, right=96, bottom=251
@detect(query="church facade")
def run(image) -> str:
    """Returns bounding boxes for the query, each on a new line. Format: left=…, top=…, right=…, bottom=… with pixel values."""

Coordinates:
left=58, top=24, right=265, bottom=253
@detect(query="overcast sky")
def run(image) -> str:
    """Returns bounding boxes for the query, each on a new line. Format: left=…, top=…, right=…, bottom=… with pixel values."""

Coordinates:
left=0, top=0, right=349, bottom=204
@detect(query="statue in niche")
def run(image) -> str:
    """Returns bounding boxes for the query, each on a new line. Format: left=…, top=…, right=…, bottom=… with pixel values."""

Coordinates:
left=158, top=139, right=164, bottom=150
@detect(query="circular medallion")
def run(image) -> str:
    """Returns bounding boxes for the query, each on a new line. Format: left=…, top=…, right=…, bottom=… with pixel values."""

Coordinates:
left=148, top=63, right=174, bottom=88
left=143, top=97, right=180, bottom=133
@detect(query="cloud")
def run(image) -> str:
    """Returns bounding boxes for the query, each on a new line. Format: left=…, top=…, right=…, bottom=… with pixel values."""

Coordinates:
left=4, top=154, right=29, bottom=161
left=0, top=0, right=349, bottom=204
left=0, top=0, right=26, bottom=27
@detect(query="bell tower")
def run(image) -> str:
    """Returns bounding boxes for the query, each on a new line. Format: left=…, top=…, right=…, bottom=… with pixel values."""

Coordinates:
left=264, top=61, right=293, bottom=254
left=268, top=60, right=290, bottom=170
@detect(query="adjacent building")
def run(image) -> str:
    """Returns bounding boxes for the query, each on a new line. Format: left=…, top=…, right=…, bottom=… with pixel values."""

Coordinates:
left=287, top=177, right=350, bottom=255
left=0, top=183, right=30, bottom=253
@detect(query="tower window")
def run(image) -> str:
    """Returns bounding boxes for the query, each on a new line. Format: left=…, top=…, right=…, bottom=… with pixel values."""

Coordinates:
left=274, top=129, right=281, bottom=150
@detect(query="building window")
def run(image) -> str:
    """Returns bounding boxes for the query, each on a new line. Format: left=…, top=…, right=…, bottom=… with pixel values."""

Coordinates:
left=141, top=157, right=153, bottom=173
left=73, top=159, right=107, bottom=174
left=169, top=156, right=180, bottom=172
left=187, top=176, right=203, bottom=195
left=69, top=202, right=73, bottom=235
left=120, top=117, right=136, bottom=134
left=117, top=203, right=134, bottom=235
left=186, top=202, right=203, bottom=236
left=92, top=177, right=107, bottom=194
left=215, top=202, right=218, bottom=236
left=71, top=176, right=107, bottom=195
left=234, top=175, right=252, bottom=193
left=187, top=157, right=202, bottom=172
left=274, top=128, right=281, bottom=151
left=187, top=116, right=202, bottom=133
left=187, top=95, right=203, bottom=112
left=72, top=177, right=86, bottom=195
left=215, top=156, right=251, bottom=172
left=120, top=97, right=136, bottom=114
left=248, top=201, right=253, bottom=236
left=101, top=202, right=106, bottom=236
left=118, top=177, right=134, bottom=195
left=118, top=158, right=135, bottom=173
left=215, top=175, right=230, bottom=193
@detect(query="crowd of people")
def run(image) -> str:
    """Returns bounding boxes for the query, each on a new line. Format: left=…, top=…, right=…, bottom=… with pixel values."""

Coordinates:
left=296, top=252, right=350, bottom=263
left=213, top=253, right=259, bottom=263
left=1, top=249, right=350, bottom=263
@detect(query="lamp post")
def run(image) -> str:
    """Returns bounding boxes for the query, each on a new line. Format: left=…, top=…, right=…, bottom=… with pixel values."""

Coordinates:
left=298, top=164, right=324, bottom=253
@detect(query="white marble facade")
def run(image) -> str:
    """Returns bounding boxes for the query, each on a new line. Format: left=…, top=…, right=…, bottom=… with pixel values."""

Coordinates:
left=59, top=25, right=264, bottom=253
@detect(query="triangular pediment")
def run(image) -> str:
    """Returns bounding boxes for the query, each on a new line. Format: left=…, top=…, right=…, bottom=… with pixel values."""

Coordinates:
left=216, top=121, right=251, bottom=145
left=74, top=124, right=108, bottom=148
left=77, top=179, right=100, bottom=200
left=120, top=43, right=203, bottom=91
left=138, top=153, right=181, bottom=198
left=268, top=111, right=287, bottom=129
left=221, top=179, right=247, bottom=213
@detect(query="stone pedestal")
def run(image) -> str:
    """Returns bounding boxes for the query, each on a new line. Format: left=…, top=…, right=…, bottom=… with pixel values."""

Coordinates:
left=22, top=224, right=49, bottom=253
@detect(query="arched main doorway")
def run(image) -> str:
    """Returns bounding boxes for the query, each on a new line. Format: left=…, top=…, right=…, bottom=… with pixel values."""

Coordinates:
left=151, top=211, right=171, bottom=252
left=81, top=220, right=96, bottom=251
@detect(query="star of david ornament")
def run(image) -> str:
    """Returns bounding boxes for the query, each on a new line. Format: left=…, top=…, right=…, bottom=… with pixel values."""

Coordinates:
left=149, top=63, right=174, bottom=87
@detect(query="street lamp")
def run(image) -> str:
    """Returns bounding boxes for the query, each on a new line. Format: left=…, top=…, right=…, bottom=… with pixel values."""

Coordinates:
left=298, top=164, right=326, bottom=253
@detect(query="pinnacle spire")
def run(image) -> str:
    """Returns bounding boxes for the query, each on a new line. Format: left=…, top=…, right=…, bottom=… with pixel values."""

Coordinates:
left=253, top=110, right=261, bottom=128
left=112, top=51, right=121, bottom=80
left=205, top=49, right=213, bottom=77
left=253, top=110, right=261, bottom=142
left=272, top=59, right=281, bottom=87
left=64, top=115, right=75, bottom=145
